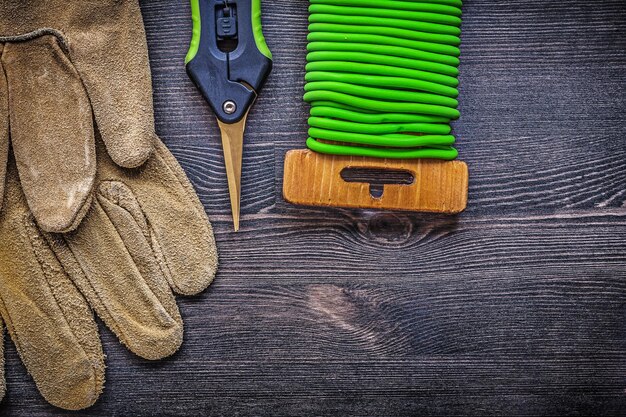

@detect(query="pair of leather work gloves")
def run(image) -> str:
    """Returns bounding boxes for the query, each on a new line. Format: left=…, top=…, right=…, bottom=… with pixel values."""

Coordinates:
left=0, top=0, right=218, bottom=410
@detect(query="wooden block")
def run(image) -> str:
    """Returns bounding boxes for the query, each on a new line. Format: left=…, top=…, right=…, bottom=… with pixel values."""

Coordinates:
left=283, top=149, right=469, bottom=213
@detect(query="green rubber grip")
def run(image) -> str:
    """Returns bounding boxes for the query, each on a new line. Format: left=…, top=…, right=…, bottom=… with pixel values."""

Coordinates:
left=252, top=0, right=272, bottom=59
left=185, top=0, right=201, bottom=64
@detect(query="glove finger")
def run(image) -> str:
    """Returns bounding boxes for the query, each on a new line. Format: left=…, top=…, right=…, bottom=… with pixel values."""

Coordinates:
left=98, top=137, right=218, bottom=296
left=68, top=0, right=154, bottom=169
left=0, top=159, right=104, bottom=410
left=46, top=188, right=184, bottom=360
left=0, top=44, right=8, bottom=212
left=2, top=34, right=95, bottom=233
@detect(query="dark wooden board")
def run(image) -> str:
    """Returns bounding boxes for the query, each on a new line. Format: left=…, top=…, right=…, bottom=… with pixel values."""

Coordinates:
left=2, top=0, right=626, bottom=415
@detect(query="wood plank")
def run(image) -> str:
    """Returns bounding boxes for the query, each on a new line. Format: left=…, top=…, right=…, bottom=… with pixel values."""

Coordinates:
left=2, top=216, right=626, bottom=415
left=283, top=150, right=469, bottom=213
left=5, top=353, right=626, bottom=416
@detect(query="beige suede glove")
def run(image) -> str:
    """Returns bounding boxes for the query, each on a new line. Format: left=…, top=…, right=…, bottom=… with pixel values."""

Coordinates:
left=0, top=0, right=158, bottom=233
left=0, top=136, right=218, bottom=410
left=0, top=1, right=219, bottom=411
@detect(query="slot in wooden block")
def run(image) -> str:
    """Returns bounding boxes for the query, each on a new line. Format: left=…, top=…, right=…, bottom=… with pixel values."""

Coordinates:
left=283, top=149, right=468, bottom=213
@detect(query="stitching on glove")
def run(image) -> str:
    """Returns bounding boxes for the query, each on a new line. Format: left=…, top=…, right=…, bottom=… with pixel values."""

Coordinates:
left=0, top=28, right=69, bottom=53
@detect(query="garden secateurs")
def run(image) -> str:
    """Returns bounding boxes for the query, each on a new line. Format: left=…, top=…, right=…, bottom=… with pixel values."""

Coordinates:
left=186, top=0, right=272, bottom=231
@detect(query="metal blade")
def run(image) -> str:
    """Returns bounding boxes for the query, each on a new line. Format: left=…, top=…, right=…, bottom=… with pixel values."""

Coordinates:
left=217, top=112, right=248, bottom=231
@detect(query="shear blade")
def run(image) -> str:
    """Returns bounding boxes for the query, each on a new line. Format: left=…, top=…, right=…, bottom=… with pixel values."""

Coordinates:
left=217, top=111, right=249, bottom=231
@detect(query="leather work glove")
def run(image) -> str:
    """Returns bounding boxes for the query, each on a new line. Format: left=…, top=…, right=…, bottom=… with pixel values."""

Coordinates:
left=0, top=0, right=161, bottom=233
left=0, top=1, right=219, bottom=411
left=0, top=137, right=218, bottom=410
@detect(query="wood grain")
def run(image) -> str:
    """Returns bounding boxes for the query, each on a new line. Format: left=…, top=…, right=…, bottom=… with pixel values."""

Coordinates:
left=283, top=149, right=469, bottom=213
left=2, top=0, right=626, bottom=416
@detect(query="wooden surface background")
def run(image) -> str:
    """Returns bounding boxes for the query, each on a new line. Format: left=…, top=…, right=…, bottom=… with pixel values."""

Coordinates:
left=2, top=0, right=626, bottom=415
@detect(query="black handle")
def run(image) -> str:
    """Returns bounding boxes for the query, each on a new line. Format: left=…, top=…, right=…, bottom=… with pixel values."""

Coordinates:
left=186, top=0, right=273, bottom=124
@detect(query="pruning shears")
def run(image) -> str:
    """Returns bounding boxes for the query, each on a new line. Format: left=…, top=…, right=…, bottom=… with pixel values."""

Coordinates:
left=186, top=0, right=272, bottom=231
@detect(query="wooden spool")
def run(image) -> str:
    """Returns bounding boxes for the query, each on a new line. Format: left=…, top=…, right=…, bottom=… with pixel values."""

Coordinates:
left=283, top=149, right=469, bottom=213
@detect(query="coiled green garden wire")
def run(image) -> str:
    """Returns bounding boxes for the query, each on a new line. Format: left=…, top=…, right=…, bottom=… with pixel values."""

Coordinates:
left=304, top=0, right=463, bottom=159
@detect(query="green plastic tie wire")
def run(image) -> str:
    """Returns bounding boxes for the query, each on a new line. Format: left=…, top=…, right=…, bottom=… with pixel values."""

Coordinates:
left=309, top=4, right=462, bottom=27
left=310, top=106, right=451, bottom=124
left=304, top=81, right=459, bottom=108
left=306, top=138, right=459, bottom=160
left=309, top=13, right=461, bottom=37
left=309, top=128, right=456, bottom=148
left=305, top=0, right=463, bottom=160
left=309, top=0, right=462, bottom=16
left=307, top=50, right=458, bottom=77
left=305, top=71, right=459, bottom=98
left=308, top=24, right=461, bottom=55
left=309, top=101, right=452, bottom=123
left=307, top=41, right=460, bottom=69
left=310, top=100, right=378, bottom=114
left=304, top=90, right=460, bottom=119
left=307, top=32, right=460, bottom=66
left=305, top=61, right=458, bottom=87
left=309, top=117, right=451, bottom=135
